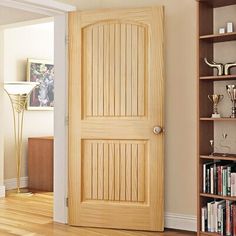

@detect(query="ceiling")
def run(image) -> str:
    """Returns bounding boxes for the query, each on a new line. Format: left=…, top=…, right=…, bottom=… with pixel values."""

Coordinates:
left=0, top=6, right=44, bottom=26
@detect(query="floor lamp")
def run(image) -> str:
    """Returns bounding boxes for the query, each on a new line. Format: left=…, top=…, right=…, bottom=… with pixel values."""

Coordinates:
left=4, top=82, right=39, bottom=194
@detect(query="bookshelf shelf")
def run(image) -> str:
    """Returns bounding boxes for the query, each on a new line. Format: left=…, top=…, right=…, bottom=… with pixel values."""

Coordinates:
left=197, top=0, right=236, bottom=8
left=200, top=117, right=236, bottom=121
left=200, top=75, right=236, bottom=81
left=200, top=154, right=236, bottom=161
left=200, top=32, right=236, bottom=43
left=200, top=193, right=236, bottom=201
left=197, top=1, right=236, bottom=235
left=200, top=232, right=218, bottom=236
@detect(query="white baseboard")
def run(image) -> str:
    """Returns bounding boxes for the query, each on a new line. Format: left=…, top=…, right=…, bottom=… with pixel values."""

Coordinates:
left=0, top=185, right=5, bottom=197
left=165, top=212, right=197, bottom=232
left=4, top=176, right=28, bottom=190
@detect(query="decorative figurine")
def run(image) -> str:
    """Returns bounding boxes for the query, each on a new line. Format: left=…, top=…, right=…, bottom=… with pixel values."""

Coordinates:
left=219, top=28, right=225, bottom=34
left=208, top=94, right=224, bottom=118
left=204, top=58, right=224, bottom=76
left=227, top=22, right=234, bottom=33
left=219, top=133, right=231, bottom=156
left=224, top=62, right=236, bottom=75
left=226, top=85, right=236, bottom=118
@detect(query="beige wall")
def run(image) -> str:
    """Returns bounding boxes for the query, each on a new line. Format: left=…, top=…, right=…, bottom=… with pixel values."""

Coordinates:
left=57, top=0, right=198, bottom=216
left=3, top=21, right=54, bottom=180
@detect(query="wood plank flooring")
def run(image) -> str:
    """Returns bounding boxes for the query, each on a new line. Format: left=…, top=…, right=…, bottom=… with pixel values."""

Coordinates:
left=0, top=192, right=196, bottom=236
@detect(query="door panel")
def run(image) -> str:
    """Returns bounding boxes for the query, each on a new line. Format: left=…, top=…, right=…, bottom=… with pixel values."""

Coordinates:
left=82, top=22, right=146, bottom=118
left=69, top=7, right=164, bottom=231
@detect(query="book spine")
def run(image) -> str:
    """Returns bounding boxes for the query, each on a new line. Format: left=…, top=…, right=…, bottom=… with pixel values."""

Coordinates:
left=203, top=164, right=206, bottom=193
left=218, top=166, right=222, bottom=195
left=233, top=204, right=236, bottom=236
left=218, top=206, right=222, bottom=234
left=228, top=166, right=232, bottom=196
left=214, top=163, right=218, bottom=194
left=207, top=168, right=210, bottom=193
left=223, top=169, right=227, bottom=196
left=207, top=202, right=212, bottom=232
left=211, top=166, right=214, bottom=195
left=202, top=207, right=207, bottom=232
left=226, top=200, right=232, bottom=236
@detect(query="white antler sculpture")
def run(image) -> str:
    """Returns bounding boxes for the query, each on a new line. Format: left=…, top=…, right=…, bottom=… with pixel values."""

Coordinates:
left=204, top=58, right=224, bottom=76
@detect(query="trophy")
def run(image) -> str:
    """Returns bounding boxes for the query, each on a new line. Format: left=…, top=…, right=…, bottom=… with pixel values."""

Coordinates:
left=226, top=85, right=236, bottom=118
left=208, top=94, right=224, bottom=118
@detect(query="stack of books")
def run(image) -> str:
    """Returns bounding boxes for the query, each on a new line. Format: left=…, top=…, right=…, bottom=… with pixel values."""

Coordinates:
left=203, top=161, right=236, bottom=196
left=202, top=200, right=236, bottom=235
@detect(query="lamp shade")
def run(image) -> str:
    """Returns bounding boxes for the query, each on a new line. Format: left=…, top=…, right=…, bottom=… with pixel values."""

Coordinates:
left=4, top=81, right=39, bottom=95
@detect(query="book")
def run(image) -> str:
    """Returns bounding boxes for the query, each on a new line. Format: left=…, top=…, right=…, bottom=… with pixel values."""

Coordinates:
left=201, top=206, right=207, bottom=232
left=218, top=201, right=226, bottom=235
left=226, top=200, right=233, bottom=236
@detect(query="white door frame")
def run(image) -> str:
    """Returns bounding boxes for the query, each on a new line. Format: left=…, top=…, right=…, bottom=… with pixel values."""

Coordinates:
left=0, top=0, right=76, bottom=224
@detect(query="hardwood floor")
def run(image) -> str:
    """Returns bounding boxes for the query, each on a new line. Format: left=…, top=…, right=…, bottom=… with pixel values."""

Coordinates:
left=0, top=192, right=196, bottom=236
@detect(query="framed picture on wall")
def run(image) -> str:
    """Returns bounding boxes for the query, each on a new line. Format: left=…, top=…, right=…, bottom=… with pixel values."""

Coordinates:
left=27, top=58, right=54, bottom=110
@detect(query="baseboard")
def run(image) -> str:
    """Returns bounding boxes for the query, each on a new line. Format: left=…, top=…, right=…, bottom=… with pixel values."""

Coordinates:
left=0, top=185, right=5, bottom=197
left=4, top=176, right=28, bottom=190
left=165, top=212, right=197, bottom=232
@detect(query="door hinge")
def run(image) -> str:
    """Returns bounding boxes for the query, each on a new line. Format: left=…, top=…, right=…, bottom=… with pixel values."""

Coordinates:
left=66, top=197, right=68, bottom=207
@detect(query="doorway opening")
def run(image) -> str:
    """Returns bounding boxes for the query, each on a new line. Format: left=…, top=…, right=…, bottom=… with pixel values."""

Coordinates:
left=2, top=15, right=55, bottom=214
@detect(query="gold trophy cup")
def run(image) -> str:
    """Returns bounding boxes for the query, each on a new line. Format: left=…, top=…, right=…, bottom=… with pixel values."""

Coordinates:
left=208, top=94, right=224, bottom=118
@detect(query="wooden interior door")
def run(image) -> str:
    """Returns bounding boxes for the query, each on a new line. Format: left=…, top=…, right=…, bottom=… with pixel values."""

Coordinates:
left=68, top=7, right=165, bottom=231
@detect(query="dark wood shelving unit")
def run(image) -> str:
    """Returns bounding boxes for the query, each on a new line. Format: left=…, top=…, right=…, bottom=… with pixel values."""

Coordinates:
left=197, top=1, right=236, bottom=235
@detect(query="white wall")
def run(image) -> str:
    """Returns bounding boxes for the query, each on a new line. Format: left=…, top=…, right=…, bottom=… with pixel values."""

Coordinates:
left=3, top=21, right=54, bottom=180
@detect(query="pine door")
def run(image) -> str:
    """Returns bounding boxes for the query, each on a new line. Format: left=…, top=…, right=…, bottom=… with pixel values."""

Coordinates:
left=68, top=7, right=165, bottom=231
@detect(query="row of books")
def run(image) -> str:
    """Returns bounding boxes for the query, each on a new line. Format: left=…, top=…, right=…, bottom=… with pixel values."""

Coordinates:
left=202, top=200, right=236, bottom=235
left=203, top=161, right=236, bottom=196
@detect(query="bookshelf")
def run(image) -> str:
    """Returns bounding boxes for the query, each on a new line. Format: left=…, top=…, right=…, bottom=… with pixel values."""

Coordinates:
left=197, top=0, right=236, bottom=235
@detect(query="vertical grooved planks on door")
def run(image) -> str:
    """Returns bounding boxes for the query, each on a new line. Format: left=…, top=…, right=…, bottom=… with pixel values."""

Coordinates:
left=137, top=27, right=146, bottom=117
left=92, top=142, right=98, bottom=199
left=131, top=144, right=138, bottom=202
left=83, top=141, right=92, bottom=199
left=120, top=143, right=126, bottom=201
left=103, top=24, right=110, bottom=117
left=131, top=26, right=138, bottom=117
left=97, top=142, right=104, bottom=200
left=115, top=24, right=121, bottom=117
left=92, top=27, right=98, bottom=116
left=109, top=24, right=115, bottom=116
left=126, top=24, right=132, bottom=116
left=108, top=142, right=115, bottom=200
left=114, top=143, right=120, bottom=201
left=138, top=143, right=145, bottom=202
left=120, top=24, right=126, bottom=117
left=83, top=28, right=93, bottom=117
left=125, top=143, right=132, bottom=201
left=98, top=26, right=104, bottom=117
left=103, top=143, right=109, bottom=200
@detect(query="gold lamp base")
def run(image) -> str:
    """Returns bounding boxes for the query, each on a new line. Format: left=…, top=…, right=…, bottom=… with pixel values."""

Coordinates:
left=7, top=188, right=33, bottom=197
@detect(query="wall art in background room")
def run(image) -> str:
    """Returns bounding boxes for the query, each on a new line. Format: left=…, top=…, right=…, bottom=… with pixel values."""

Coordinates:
left=27, top=58, right=54, bottom=110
